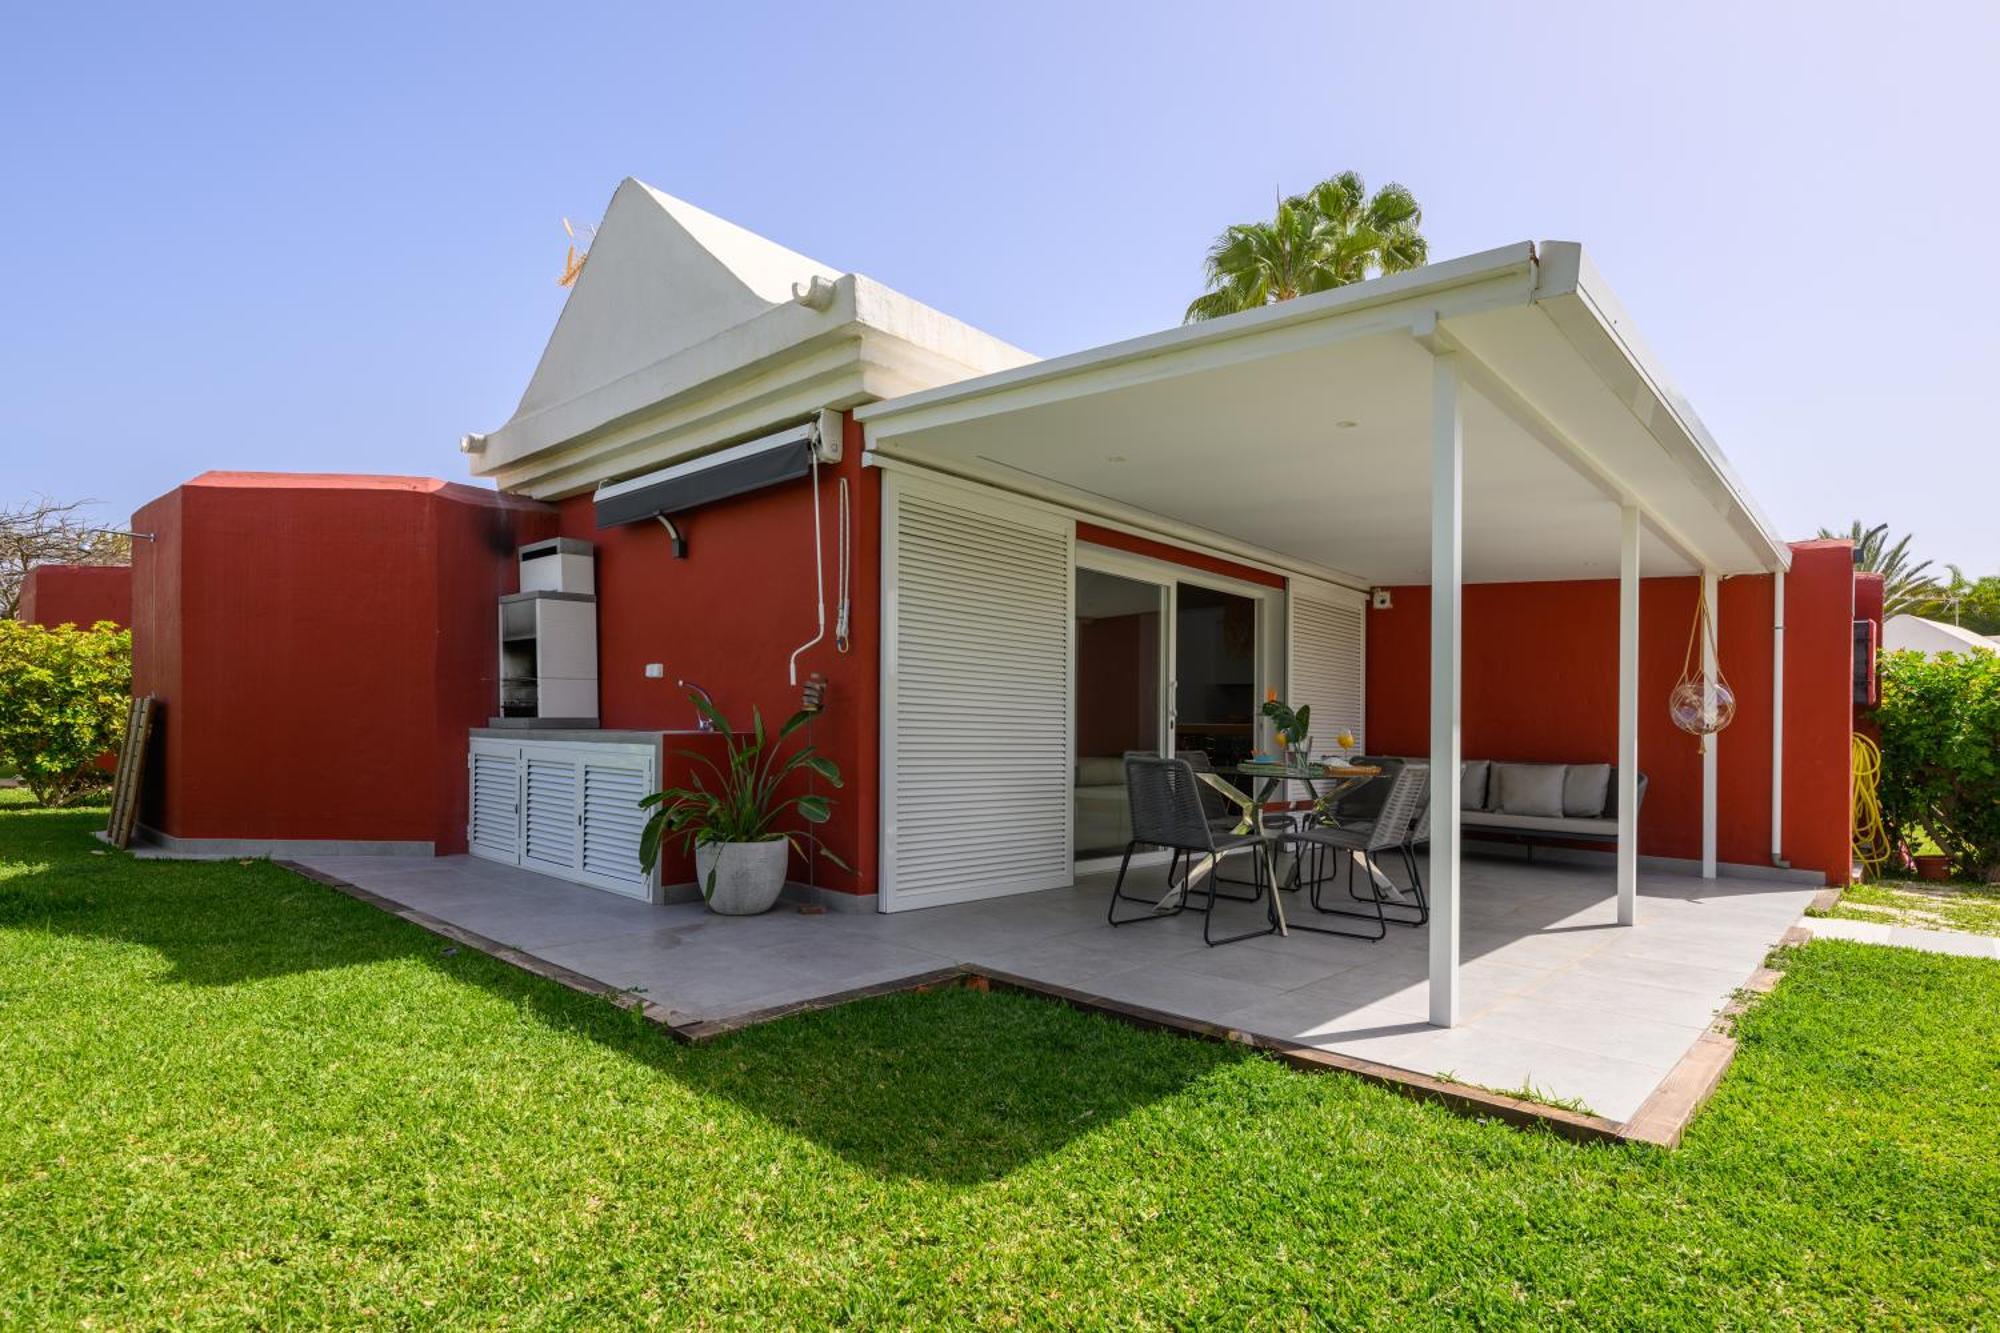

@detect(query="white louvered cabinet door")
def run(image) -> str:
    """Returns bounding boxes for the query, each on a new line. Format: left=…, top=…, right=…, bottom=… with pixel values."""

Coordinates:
left=468, top=739, right=657, bottom=900
left=882, top=474, right=1074, bottom=911
left=521, top=753, right=581, bottom=873
left=468, top=743, right=522, bottom=864
left=578, top=757, right=653, bottom=896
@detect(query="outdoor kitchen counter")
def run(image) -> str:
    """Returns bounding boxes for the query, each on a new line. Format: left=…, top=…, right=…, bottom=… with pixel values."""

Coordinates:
left=468, top=728, right=718, bottom=744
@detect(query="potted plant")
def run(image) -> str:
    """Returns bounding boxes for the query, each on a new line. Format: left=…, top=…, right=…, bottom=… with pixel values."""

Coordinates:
left=1258, top=690, right=1358, bottom=771
left=1907, top=827, right=1952, bottom=883
left=637, top=690, right=846, bottom=915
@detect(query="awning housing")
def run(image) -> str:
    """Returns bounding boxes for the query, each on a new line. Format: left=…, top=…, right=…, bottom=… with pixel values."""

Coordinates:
left=594, top=423, right=815, bottom=530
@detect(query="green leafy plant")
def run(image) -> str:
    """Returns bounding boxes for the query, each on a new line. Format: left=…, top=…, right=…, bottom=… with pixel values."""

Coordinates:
left=1260, top=690, right=1312, bottom=760
left=0, top=619, right=130, bottom=807
left=1873, top=649, right=2000, bottom=881
left=1922, top=565, right=2000, bottom=636
left=637, top=690, right=847, bottom=897
left=1818, top=521, right=1939, bottom=617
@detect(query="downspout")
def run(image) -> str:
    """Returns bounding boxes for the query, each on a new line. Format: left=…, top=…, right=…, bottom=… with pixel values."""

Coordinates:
left=1770, top=568, right=1788, bottom=867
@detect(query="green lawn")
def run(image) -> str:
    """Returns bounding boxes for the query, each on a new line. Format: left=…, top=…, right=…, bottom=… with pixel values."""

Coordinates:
left=1818, top=877, right=2000, bottom=937
left=2, top=797, right=1996, bottom=1327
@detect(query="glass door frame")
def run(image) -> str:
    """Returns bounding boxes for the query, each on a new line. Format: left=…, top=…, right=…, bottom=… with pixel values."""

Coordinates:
left=1072, top=540, right=1286, bottom=869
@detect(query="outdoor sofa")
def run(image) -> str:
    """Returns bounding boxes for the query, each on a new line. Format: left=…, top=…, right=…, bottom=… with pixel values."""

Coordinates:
left=1346, top=757, right=1646, bottom=854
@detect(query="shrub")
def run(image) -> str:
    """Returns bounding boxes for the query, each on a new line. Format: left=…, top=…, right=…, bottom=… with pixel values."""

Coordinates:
left=0, top=619, right=131, bottom=807
left=1874, top=649, right=2000, bottom=881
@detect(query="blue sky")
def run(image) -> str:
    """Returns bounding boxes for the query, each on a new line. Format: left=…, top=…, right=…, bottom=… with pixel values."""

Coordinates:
left=6, top=2, right=1997, bottom=571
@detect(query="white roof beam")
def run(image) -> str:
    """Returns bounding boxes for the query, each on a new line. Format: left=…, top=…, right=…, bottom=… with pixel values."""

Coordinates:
left=1411, top=319, right=1721, bottom=575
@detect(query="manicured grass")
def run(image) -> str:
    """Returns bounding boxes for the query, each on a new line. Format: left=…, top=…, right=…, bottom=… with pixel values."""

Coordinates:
left=2, top=803, right=1996, bottom=1327
left=1818, top=878, right=2000, bottom=936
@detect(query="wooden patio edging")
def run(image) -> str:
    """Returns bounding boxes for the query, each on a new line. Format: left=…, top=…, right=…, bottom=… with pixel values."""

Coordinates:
left=277, top=860, right=1802, bottom=1150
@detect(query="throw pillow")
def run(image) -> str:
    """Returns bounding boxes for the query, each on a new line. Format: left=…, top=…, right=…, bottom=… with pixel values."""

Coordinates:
left=1461, top=760, right=1490, bottom=811
left=1563, top=764, right=1613, bottom=817
left=1493, top=762, right=1566, bottom=817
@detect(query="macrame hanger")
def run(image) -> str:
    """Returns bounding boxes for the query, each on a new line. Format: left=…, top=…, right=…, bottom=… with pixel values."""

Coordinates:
left=1669, top=578, right=1736, bottom=752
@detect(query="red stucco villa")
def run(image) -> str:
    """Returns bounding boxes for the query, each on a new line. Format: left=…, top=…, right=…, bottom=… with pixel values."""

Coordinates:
left=124, top=179, right=1873, bottom=1031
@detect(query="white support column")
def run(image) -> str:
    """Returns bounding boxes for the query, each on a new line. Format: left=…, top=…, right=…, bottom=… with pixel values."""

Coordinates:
left=1701, top=568, right=1720, bottom=879
left=1616, top=506, right=1641, bottom=925
left=1428, top=354, right=1464, bottom=1029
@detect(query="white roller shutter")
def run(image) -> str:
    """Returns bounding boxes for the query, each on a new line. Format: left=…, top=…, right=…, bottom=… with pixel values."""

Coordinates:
left=882, top=472, right=1074, bottom=911
left=1286, top=576, right=1367, bottom=792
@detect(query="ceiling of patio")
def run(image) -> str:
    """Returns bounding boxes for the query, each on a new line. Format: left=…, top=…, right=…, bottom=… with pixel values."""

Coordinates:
left=860, top=251, right=1786, bottom=588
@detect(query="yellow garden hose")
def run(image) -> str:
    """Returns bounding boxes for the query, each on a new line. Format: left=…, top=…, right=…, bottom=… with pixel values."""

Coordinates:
left=1851, top=733, right=1891, bottom=878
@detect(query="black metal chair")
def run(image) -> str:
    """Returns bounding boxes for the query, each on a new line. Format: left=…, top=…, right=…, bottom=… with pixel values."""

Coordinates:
left=1283, top=763, right=1431, bottom=934
left=1315, top=755, right=1405, bottom=830
left=1106, top=754, right=1278, bottom=946
left=1173, top=748, right=1268, bottom=900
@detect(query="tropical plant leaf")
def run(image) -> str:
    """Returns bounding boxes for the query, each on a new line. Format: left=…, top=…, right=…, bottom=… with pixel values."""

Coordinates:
left=635, top=687, right=846, bottom=874
left=1185, top=170, right=1429, bottom=323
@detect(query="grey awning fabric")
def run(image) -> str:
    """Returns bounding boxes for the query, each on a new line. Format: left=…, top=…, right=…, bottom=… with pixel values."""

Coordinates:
left=593, top=426, right=814, bottom=528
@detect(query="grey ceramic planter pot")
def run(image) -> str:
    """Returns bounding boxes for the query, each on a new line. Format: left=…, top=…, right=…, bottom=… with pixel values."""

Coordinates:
left=694, top=839, right=789, bottom=915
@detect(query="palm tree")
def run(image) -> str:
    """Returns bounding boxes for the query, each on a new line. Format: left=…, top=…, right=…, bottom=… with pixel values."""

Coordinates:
left=1184, top=171, right=1427, bottom=322
left=1819, top=521, right=1938, bottom=617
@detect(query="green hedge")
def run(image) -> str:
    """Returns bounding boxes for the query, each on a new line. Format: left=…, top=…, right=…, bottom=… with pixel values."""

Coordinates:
left=0, top=619, right=130, bottom=807
left=1875, top=648, right=2000, bottom=880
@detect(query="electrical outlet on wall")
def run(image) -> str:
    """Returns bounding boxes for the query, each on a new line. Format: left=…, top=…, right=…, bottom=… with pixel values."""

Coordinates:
left=643, top=663, right=664, bottom=679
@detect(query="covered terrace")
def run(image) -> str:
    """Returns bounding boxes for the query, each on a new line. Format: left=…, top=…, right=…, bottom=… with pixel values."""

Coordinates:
left=855, top=240, right=1805, bottom=1028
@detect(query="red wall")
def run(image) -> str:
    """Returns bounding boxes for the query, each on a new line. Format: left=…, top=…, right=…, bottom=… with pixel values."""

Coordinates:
left=1077, top=522, right=1286, bottom=589
left=20, top=563, right=131, bottom=628
left=131, top=473, right=555, bottom=849
left=1363, top=540, right=1854, bottom=883
left=554, top=414, right=880, bottom=895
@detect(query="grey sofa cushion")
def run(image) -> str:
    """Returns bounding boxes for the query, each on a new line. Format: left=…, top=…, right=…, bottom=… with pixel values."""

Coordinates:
left=1492, top=762, right=1567, bottom=817
left=1461, top=760, right=1490, bottom=811
left=1463, top=810, right=1618, bottom=838
left=1563, top=763, right=1612, bottom=817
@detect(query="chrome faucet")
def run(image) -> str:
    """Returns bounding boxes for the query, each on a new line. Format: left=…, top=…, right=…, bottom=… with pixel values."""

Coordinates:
left=678, top=679, right=718, bottom=732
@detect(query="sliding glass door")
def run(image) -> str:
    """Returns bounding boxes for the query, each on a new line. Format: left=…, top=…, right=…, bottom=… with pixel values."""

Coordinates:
left=1073, top=567, right=1167, bottom=859
left=1073, top=547, right=1281, bottom=864
left=1172, top=581, right=1261, bottom=777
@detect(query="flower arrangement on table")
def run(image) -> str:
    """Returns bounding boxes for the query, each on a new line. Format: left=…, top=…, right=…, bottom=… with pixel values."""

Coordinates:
left=1259, top=689, right=1357, bottom=773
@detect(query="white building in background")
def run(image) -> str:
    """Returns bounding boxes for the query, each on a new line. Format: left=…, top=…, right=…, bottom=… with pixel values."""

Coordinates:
left=1882, top=614, right=1997, bottom=656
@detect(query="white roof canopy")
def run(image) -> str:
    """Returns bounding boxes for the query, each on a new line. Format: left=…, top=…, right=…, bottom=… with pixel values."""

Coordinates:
left=857, top=243, right=1787, bottom=586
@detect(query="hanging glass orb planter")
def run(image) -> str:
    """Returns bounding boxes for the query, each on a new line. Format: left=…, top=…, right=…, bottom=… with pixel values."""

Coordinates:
left=1670, top=578, right=1735, bottom=749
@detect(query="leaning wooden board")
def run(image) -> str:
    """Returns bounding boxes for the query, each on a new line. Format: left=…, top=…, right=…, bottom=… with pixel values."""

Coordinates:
left=105, top=695, right=155, bottom=850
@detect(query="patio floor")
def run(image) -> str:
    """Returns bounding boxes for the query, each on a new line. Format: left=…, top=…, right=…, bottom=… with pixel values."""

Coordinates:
left=287, top=850, right=1818, bottom=1128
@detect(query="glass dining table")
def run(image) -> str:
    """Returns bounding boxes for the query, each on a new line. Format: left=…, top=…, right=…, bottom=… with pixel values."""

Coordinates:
left=1164, top=759, right=1382, bottom=935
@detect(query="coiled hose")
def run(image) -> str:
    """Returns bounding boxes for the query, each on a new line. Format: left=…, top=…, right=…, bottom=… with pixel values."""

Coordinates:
left=1851, top=732, right=1891, bottom=878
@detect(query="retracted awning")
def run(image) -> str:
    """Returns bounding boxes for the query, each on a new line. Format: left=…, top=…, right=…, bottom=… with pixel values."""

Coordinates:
left=594, top=423, right=815, bottom=530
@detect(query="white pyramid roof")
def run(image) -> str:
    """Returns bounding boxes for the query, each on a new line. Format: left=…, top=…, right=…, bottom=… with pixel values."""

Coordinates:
left=513, top=180, right=842, bottom=419
left=475, top=178, right=1033, bottom=497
